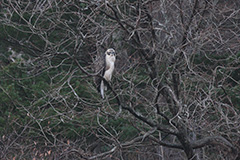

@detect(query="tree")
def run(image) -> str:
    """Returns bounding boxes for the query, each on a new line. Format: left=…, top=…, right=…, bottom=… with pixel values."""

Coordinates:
left=0, top=0, right=239, bottom=159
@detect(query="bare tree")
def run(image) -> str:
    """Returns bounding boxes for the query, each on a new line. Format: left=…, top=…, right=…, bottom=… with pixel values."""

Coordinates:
left=0, top=0, right=239, bottom=159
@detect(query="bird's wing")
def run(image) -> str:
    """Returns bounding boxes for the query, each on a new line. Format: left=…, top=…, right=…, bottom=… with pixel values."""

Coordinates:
left=93, top=53, right=105, bottom=93
left=105, top=62, right=110, bottom=71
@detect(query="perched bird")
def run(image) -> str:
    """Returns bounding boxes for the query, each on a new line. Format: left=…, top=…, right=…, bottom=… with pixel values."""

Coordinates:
left=95, top=48, right=116, bottom=99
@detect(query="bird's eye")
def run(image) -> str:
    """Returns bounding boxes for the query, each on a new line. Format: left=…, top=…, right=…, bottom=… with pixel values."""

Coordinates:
left=107, top=52, right=110, bottom=55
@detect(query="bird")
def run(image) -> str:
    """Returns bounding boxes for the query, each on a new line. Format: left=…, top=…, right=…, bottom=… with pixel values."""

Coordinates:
left=95, top=48, right=116, bottom=99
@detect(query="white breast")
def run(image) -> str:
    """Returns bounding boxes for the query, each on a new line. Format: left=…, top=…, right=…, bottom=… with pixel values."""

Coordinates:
left=104, top=55, right=116, bottom=81
left=104, top=65, right=114, bottom=81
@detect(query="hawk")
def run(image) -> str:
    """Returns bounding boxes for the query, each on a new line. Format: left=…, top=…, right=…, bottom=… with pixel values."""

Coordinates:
left=95, top=48, right=116, bottom=99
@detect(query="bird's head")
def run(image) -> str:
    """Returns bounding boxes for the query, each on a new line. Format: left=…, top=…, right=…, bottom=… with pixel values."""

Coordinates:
left=105, top=48, right=116, bottom=57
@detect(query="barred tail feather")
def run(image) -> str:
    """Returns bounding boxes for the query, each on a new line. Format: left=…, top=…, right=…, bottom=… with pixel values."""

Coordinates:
left=100, top=80, right=104, bottom=99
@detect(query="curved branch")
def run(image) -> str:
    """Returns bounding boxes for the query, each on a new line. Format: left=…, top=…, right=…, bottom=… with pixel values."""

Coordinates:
left=191, top=136, right=236, bottom=151
left=88, top=146, right=117, bottom=160
left=104, top=79, right=178, bottom=135
left=149, top=135, right=183, bottom=149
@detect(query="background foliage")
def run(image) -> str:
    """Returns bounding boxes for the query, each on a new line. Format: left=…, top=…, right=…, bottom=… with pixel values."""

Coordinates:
left=0, top=0, right=239, bottom=160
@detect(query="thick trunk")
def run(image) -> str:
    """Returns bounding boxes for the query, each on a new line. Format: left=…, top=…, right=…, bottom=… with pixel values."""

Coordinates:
left=177, top=128, right=197, bottom=160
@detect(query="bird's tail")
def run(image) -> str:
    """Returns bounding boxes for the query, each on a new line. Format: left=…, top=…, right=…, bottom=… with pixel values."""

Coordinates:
left=100, top=80, right=104, bottom=99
